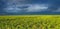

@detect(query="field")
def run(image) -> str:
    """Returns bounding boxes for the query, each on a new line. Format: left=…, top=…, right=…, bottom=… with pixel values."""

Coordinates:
left=0, top=15, right=60, bottom=29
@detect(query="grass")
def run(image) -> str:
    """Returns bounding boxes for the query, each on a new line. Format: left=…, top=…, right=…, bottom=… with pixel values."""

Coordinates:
left=0, top=15, right=60, bottom=29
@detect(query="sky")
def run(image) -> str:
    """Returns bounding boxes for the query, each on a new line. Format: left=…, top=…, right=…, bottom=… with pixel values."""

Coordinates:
left=0, top=0, right=60, bottom=15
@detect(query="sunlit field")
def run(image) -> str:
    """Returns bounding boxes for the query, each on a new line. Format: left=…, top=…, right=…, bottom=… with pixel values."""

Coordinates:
left=0, top=15, right=60, bottom=29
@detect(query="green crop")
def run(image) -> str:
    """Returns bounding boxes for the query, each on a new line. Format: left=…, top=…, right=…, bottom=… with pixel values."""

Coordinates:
left=0, top=15, right=60, bottom=29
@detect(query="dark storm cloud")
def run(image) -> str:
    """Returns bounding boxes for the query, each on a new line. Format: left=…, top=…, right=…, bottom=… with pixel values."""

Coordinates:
left=3, top=0, right=48, bottom=13
left=48, top=0, right=60, bottom=12
left=0, top=0, right=7, bottom=14
left=0, top=0, right=60, bottom=15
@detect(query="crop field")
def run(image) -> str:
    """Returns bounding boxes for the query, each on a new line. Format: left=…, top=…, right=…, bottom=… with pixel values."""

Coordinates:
left=0, top=15, right=60, bottom=29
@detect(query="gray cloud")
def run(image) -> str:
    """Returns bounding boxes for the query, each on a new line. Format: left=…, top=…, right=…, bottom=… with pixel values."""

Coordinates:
left=26, top=4, right=48, bottom=12
left=48, top=0, right=60, bottom=12
left=1, top=0, right=60, bottom=14
left=4, top=0, right=48, bottom=13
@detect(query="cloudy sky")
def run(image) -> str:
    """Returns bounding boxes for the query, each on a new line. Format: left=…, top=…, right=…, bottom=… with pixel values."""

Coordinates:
left=0, top=0, right=60, bottom=15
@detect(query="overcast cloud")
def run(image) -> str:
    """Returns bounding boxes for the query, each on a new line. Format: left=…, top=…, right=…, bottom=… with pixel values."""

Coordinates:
left=0, top=0, right=60, bottom=14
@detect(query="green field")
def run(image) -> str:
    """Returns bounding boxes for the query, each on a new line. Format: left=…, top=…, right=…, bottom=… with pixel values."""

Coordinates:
left=0, top=15, right=60, bottom=29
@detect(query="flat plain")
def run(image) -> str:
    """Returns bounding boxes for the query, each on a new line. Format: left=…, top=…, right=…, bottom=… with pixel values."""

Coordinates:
left=0, top=15, right=60, bottom=29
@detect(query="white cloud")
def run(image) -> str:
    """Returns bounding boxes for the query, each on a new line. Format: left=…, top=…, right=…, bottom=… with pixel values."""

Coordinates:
left=5, top=4, right=48, bottom=13
left=5, top=0, right=29, bottom=13
left=5, top=0, right=48, bottom=13
left=26, top=4, right=48, bottom=12
left=4, top=5, right=22, bottom=13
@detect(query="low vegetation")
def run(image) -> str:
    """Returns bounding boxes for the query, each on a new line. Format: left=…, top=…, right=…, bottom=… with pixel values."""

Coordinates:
left=0, top=15, right=60, bottom=29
